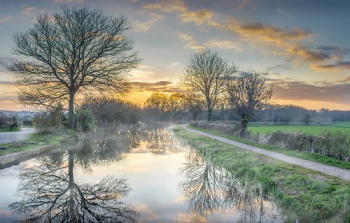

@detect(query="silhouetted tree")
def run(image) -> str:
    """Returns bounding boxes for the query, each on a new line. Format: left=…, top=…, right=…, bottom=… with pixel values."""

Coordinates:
left=181, top=49, right=236, bottom=122
left=9, top=151, right=138, bottom=222
left=226, top=71, right=272, bottom=132
left=9, top=7, right=141, bottom=129
left=183, top=91, right=204, bottom=121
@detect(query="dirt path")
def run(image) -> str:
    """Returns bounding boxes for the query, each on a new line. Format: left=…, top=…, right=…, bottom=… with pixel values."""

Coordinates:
left=182, top=125, right=350, bottom=181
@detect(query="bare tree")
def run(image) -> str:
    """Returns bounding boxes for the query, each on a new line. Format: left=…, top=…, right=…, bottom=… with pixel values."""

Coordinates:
left=226, top=70, right=273, bottom=132
left=9, top=142, right=139, bottom=222
left=183, top=90, right=204, bottom=121
left=181, top=49, right=236, bottom=122
left=9, top=7, right=141, bottom=129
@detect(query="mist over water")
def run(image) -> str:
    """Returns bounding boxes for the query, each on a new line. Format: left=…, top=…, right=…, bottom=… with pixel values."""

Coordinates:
left=0, top=126, right=283, bottom=222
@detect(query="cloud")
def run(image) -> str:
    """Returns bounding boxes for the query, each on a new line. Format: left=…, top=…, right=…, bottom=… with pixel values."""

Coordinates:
left=204, top=39, right=241, bottom=50
left=272, top=80, right=350, bottom=104
left=143, top=0, right=212, bottom=26
left=54, top=0, right=84, bottom=2
left=0, top=16, right=12, bottom=23
left=143, top=0, right=186, bottom=12
left=178, top=33, right=203, bottom=50
left=133, top=14, right=164, bottom=32
left=267, top=63, right=291, bottom=70
left=311, top=61, right=350, bottom=71
left=181, top=9, right=212, bottom=25
left=289, top=46, right=331, bottom=61
left=228, top=21, right=313, bottom=45
left=21, top=5, right=37, bottom=15
left=131, top=81, right=181, bottom=93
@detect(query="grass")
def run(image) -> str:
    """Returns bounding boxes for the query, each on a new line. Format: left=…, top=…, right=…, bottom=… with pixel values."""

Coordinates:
left=0, top=131, right=67, bottom=156
left=188, top=125, right=350, bottom=170
left=173, top=126, right=350, bottom=223
left=327, top=121, right=350, bottom=128
left=0, top=127, right=21, bottom=132
left=248, top=124, right=350, bottom=135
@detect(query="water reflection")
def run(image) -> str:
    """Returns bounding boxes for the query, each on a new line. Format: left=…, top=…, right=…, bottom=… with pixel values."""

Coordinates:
left=9, top=131, right=140, bottom=223
left=143, top=127, right=181, bottom=155
left=179, top=149, right=283, bottom=222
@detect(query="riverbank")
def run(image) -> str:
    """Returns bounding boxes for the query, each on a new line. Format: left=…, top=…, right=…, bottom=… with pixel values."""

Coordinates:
left=0, top=132, right=68, bottom=167
left=189, top=124, right=350, bottom=170
left=174, top=126, right=350, bottom=223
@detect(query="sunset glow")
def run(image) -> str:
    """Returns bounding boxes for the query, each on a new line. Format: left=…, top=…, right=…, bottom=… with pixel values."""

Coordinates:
left=0, top=0, right=349, bottom=110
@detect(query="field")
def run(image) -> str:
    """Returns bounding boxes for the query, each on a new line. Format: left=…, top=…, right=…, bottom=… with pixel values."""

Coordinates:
left=248, top=122, right=350, bottom=135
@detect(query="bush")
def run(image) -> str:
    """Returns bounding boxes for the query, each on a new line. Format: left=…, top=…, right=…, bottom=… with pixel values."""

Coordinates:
left=32, top=109, right=64, bottom=134
left=75, top=108, right=96, bottom=133
left=190, top=121, right=350, bottom=162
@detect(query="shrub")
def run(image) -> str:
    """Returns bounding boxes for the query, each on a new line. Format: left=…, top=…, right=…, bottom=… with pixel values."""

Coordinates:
left=32, top=107, right=64, bottom=134
left=190, top=121, right=350, bottom=163
left=75, top=108, right=96, bottom=133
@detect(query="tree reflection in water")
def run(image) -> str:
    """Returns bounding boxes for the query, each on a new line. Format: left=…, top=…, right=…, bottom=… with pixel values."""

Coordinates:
left=9, top=131, right=140, bottom=223
left=142, top=127, right=182, bottom=155
left=179, top=149, right=283, bottom=223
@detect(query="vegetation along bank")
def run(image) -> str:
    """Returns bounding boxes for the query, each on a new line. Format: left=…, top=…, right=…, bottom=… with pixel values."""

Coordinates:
left=173, top=126, right=350, bottom=223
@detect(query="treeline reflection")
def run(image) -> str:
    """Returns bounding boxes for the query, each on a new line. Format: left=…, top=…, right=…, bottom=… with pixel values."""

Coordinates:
left=179, top=149, right=284, bottom=223
left=10, top=126, right=180, bottom=223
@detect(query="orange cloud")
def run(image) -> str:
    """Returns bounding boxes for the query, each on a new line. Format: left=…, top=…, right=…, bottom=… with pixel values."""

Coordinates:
left=178, top=33, right=203, bottom=50
left=204, top=39, right=241, bottom=51
left=143, top=0, right=212, bottom=26
left=311, top=61, right=350, bottom=71
left=133, top=14, right=164, bottom=32
left=226, top=20, right=313, bottom=46
left=143, top=0, right=186, bottom=12
left=181, top=9, right=212, bottom=25
left=289, top=47, right=330, bottom=61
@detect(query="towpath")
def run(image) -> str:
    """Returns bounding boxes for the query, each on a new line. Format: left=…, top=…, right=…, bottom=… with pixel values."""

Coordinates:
left=182, top=125, right=350, bottom=181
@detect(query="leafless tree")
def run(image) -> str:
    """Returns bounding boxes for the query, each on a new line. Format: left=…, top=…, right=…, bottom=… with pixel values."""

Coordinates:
left=181, top=49, right=236, bottom=121
left=183, top=90, right=204, bottom=121
left=9, top=149, right=138, bottom=223
left=8, top=7, right=141, bottom=129
left=226, top=70, right=273, bottom=132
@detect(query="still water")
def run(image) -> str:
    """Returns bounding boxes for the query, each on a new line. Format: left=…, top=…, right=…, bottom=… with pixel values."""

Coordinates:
left=0, top=127, right=283, bottom=222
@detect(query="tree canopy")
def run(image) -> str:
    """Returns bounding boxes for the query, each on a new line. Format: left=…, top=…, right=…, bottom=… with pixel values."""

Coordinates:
left=181, top=49, right=236, bottom=121
left=9, top=6, right=140, bottom=128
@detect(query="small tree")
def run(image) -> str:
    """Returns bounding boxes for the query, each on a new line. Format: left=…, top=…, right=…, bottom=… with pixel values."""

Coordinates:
left=9, top=7, right=140, bottom=129
left=303, top=114, right=311, bottom=125
left=226, top=70, right=272, bottom=132
left=183, top=91, right=204, bottom=121
left=181, top=49, right=236, bottom=122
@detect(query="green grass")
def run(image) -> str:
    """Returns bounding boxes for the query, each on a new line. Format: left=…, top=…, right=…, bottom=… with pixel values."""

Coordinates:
left=248, top=124, right=350, bottom=135
left=0, top=132, right=67, bottom=156
left=189, top=125, right=350, bottom=170
left=174, top=126, right=350, bottom=223
left=0, top=127, right=21, bottom=132
left=326, top=121, right=350, bottom=128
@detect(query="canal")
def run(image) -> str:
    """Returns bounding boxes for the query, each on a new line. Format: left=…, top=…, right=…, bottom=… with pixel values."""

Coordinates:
left=0, top=126, right=283, bottom=222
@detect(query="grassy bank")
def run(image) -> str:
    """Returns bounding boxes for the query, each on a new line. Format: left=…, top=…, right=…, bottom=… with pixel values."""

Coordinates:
left=0, top=132, right=67, bottom=156
left=174, top=126, right=350, bottom=223
left=248, top=123, right=350, bottom=135
left=189, top=125, right=350, bottom=170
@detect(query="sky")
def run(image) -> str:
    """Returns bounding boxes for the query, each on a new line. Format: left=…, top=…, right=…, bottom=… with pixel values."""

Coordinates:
left=0, top=0, right=350, bottom=110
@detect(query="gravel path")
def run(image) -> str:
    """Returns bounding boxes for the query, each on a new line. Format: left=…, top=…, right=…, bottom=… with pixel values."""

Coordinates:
left=183, top=125, right=350, bottom=181
left=0, top=128, right=35, bottom=144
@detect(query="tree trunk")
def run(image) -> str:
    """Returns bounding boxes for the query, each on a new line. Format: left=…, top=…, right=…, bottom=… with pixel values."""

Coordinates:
left=241, top=119, right=248, bottom=130
left=207, top=107, right=212, bottom=122
left=68, top=90, right=75, bottom=129
left=68, top=150, right=77, bottom=222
